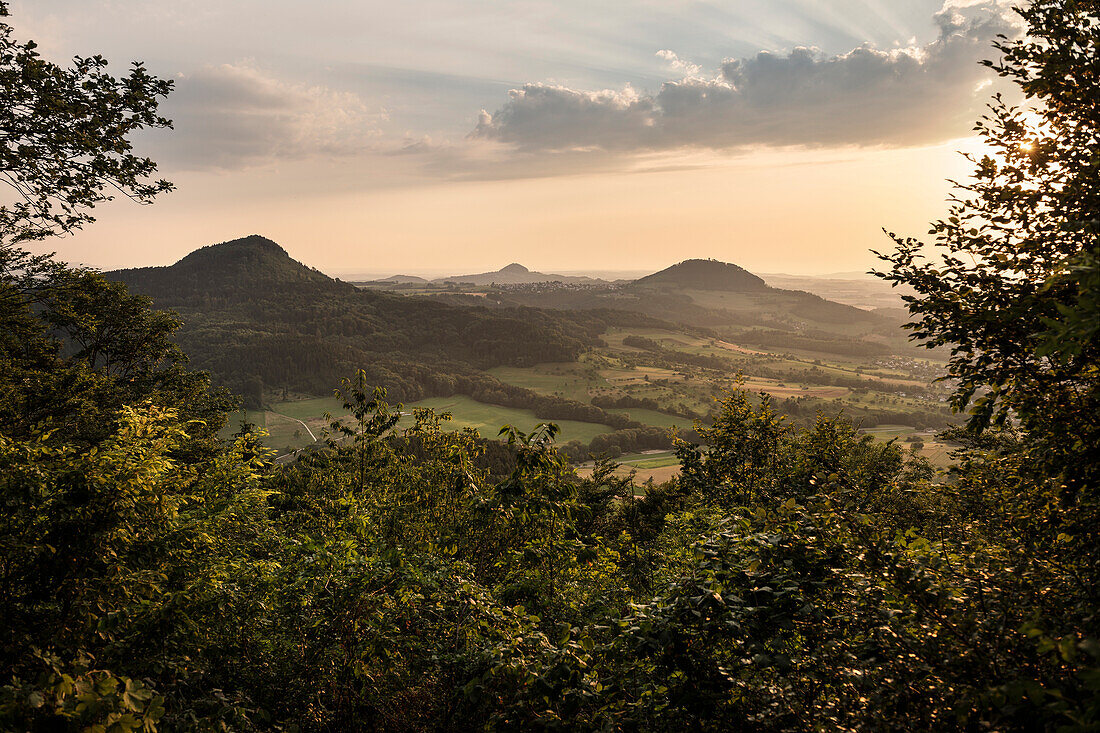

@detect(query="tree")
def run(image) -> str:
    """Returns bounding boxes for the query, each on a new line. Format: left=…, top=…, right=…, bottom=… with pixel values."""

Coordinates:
left=0, top=1, right=239, bottom=452
left=0, top=249, right=237, bottom=451
left=874, top=5, right=1100, bottom=725
left=325, top=371, right=401, bottom=489
left=676, top=385, right=790, bottom=507
left=875, top=0, right=1099, bottom=498
left=0, top=0, right=173, bottom=246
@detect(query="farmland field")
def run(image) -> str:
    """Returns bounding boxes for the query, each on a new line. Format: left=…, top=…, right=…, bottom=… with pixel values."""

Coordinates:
left=487, top=363, right=606, bottom=402
left=576, top=449, right=682, bottom=485
left=228, top=392, right=617, bottom=455
left=607, top=408, right=694, bottom=430
left=270, top=397, right=345, bottom=421
left=403, top=395, right=614, bottom=443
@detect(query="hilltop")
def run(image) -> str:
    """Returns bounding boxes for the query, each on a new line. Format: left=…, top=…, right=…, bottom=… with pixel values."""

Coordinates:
left=109, top=235, right=352, bottom=304
left=435, top=262, right=601, bottom=286
left=632, top=259, right=768, bottom=292
left=104, top=236, right=647, bottom=401
left=486, top=257, right=889, bottom=338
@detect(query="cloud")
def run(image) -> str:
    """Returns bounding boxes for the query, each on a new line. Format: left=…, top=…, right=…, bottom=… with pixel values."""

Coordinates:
left=656, top=50, right=702, bottom=76
left=472, top=1, right=1020, bottom=154
left=155, top=63, right=385, bottom=170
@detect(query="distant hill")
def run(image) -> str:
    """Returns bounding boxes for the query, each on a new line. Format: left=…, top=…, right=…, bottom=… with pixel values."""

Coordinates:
left=104, top=236, right=649, bottom=402
left=436, top=263, right=601, bottom=285
left=492, top=257, right=895, bottom=341
left=378, top=274, right=429, bottom=284
left=633, top=259, right=768, bottom=292
left=109, top=235, right=350, bottom=301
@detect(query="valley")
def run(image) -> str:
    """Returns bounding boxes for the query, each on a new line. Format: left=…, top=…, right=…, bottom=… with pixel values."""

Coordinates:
left=109, top=236, right=957, bottom=473
left=5, top=0, right=1091, bottom=725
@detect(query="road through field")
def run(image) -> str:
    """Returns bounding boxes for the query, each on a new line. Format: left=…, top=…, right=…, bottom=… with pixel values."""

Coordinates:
left=275, top=413, right=317, bottom=442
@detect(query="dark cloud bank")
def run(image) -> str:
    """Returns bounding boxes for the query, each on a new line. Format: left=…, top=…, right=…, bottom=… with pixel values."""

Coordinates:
left=471, top=1, right=1018, bottom=153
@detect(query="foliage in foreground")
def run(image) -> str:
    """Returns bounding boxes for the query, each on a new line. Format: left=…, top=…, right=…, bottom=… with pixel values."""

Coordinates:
left=1, top=281, right=1096, bottom=729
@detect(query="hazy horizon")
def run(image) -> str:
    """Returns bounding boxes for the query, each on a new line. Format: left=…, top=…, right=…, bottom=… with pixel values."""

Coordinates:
left=82, top=232, right=889, bottom=281
left=9, top=0, right=1018, bottom=274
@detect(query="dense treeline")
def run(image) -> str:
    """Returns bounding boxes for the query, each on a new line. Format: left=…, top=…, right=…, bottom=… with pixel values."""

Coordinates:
left=586, top=426, right=687, bottom=457
left=591, top=393, right=700, bottom=420
left=557, top=425, right=694, bottom=462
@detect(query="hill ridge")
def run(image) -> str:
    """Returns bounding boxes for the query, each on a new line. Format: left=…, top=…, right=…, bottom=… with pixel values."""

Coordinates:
left=106, top=234, right=345, bottom=295
left=633, top=258, right=768, bottom=292
left=435, top=263, right=599, bottom=285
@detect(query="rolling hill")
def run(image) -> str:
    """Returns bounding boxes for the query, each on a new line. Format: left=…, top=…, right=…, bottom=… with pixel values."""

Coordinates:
left=105, top=235, right=646, bottom=402
left=632, top=259, right=767, bottom=292
left=101, top=238, right=947, bottom=456
left=489, top=257, right=895, bottom=341
left=435, top=262, right=602, bottom=285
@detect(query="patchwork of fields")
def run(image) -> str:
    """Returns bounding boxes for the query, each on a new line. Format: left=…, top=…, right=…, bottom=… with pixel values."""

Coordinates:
left=223, top=393, right=616, bottom=454
left=575, top=450, right=681, bottom=486
left=227, top=325, right=953, bottom=476
left=402, top=395, right=613, bottom=443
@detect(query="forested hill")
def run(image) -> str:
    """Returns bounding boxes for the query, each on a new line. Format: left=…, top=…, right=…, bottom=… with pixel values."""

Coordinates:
left=104, top=235, right=653, bottom=402
left=633, top=258, right=768, bottom=292
left=496, top=257, right=889, bottom=337
left=108, top=234, right=354, bottom=304
left=433, top=262, right=599, bottom=285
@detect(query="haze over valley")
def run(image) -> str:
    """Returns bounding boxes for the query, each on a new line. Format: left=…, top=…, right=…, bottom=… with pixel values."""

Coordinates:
left=106, top=235, right=953, bottom=475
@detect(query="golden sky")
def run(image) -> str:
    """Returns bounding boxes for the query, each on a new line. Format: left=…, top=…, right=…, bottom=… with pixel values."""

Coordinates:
left=10, top=0, right=1016, bottom=276
left=56, top=139, right=981, bottom=277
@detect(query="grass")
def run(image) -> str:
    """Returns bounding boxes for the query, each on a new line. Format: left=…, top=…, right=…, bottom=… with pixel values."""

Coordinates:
left=241, top=393, right=617, bottom=453
left=270, top=396, right=345, bottom=421
left=608, top=408, right=694, bottom=431
left=859, top=425, right=918, bottom=439
left=217, top=407, right=321, bottom=454
left=260, top=412, right=316, bottom=451
left=487, top=363, right=607, bottom=402
left=404, top=395, right=614, bottom=443
left=624, top=454, right=680, bottom=470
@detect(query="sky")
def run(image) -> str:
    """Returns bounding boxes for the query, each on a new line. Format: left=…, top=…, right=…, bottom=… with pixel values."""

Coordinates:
left=9, top=0, right=1020, bottom=276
